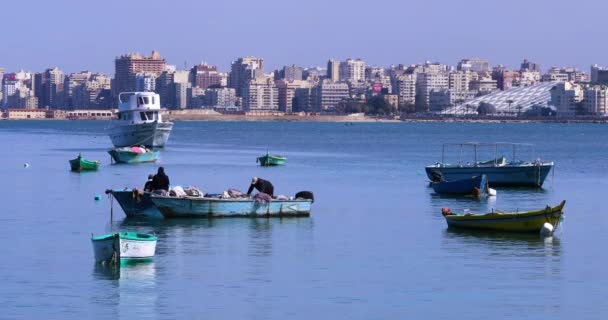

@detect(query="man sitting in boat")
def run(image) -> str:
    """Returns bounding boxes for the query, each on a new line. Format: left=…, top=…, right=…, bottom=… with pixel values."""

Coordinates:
left=144, top=174, right=154, bottom=192
left=151, top=167, right=170, bottom=195
left=247, top=176, right=274, bottom=197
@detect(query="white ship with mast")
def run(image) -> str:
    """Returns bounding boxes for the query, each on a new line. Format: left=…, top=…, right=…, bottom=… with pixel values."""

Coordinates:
left=109, top=92, right=173, bottom=148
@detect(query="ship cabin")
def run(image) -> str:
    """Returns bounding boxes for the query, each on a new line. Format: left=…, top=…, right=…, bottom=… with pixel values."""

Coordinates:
left=116, top=92, right=163, bottom=124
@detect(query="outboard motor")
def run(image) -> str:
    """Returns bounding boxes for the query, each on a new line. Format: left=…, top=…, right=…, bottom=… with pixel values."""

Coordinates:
left=295, top=191, right=314, bottom=203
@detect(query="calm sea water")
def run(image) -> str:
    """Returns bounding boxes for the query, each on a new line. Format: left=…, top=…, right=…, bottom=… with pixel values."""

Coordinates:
left=0, top=120, right=607, bottom=319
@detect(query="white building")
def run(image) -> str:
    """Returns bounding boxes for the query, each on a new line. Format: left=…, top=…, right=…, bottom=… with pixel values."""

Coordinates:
left=339, top=58, right=366, bottom=83
left=583, top=86, right=608, bottom=115
left=393, top=74, right=416, bottom=106
left=242, top=77, right=278, bottom=111
left=135, top=73, right=157, bottom=92
left=312, top=80, right=350, bottom=111
left=415, top=72, right=449, bottom=112
left=550, top=82, right=583, bottom=116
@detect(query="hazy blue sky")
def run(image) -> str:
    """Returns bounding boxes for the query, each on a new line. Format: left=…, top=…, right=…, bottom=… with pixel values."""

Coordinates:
left=1, top=0, right=606, bottom=74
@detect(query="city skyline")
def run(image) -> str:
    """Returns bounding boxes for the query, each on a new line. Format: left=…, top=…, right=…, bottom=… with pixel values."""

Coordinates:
left=1, top=0, right=607, bottom=73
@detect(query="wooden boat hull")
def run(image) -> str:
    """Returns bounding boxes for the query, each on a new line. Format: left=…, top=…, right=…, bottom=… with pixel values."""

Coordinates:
left=150, top=196, right=312, bottom=218
left=257, top=154, right=287, bottom=166
left=109, top=190, right=163, bottom=218
left=425, top=163, right=553, bottom=187
left=108, top=149, right=159, bottom=164
left=431, top=175, right=487, bottom=195
left=444, top=200, right=565, bottom=232
left=91, top=232, right=157, bottom=262
left=69, top=157, right=100, bottom=171
left=109, top=121, right=173, bottom=148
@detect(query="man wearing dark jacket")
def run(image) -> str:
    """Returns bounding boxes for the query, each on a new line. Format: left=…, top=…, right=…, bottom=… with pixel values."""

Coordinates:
left=152, top=167, right=170, bottom=193
left=247, top=176, right=274, bottom=197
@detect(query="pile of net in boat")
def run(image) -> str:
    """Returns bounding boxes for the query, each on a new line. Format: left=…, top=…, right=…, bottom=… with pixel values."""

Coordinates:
left=169, top=186, right=204, bottom=198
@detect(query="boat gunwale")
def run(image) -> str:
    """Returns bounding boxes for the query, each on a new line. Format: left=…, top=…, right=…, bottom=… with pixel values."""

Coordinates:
left=445, top=200, right=566, bottom=222
left=150, top=195, right=312, bottom=204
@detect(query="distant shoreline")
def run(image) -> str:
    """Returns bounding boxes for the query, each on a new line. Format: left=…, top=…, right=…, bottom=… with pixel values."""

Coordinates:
left=3, top=113, right=608, bottom=123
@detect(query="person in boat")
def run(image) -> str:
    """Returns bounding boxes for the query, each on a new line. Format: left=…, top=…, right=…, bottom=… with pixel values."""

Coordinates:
left=247, top=176, right=274, bottom=197
left=144, top=174, right=154, bottom=192
left=151, top=167, right=170, bottom=194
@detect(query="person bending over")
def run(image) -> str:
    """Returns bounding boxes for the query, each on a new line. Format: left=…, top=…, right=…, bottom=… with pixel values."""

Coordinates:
left=247, top=176, right=274, bottom=197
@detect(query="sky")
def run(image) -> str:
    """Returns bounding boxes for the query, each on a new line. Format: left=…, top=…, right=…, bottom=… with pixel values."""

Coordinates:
left=1, top=0, right=607, bottom=75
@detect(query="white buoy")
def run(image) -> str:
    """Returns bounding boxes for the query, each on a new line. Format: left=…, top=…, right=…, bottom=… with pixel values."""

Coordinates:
left=23, top=163, right=29, bottom=168
left=487, top=188, right=497, bottom=196
left=540, top=222, right=554, bottom=237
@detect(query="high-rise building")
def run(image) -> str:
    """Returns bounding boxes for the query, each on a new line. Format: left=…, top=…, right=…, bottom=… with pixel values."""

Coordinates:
left=415, top=72, right=449, bottom=112
left=228, top=57, right=264, bottom=97
left=205, top=87, right=237, bottom=108
left=583, top=85, right=608, bottom=115
left=591, top=64, right=608, bottom=84
left=339, top=58, right=366, bottom=83
left=449, top=71, right=477, bottom=92
left=190, top=63, right=224, bottom=90
left=393, top=74, right=416, bottom=106
left=521, top=59, right=541, bottom=72
left=492, top=66, right=520, bottom=91
left=327, top=59, right=340, bottom=82
left=114, top=51, right=166, bottom=97
left=275, top=79, right=309, bottom=113
left=457, top=58, right=490, bottom=73
left=135, top=73, right=157, bottom=92
left=242, top=76, right=278, bottom=111
left=312, top=80, right=350, bottom=111
left=173, top=70, right=190, bottom=109
left=36, top=67, right=64, bottom=108
left=550, top=82, right=583, bottom=116
left=277, top=65, right=303, bottom=81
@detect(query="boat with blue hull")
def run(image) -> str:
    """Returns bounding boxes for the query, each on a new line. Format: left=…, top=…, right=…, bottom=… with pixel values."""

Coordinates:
left=150, top=196, right=313, bottom=218
left=431, top=174, right=488, bottom=195
left=106, top=189, right=163, bottom=219
left=108, top=146, right=159, bottom=164
left=425, top=143, right=553, bottom=187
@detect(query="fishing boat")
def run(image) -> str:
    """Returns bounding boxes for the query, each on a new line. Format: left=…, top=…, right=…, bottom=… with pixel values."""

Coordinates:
left=150, top=195, right=312, bottom=218
left=69, top=154, right=100, bottom=171
left=431, top=174, right=488, bottom=196
left=256, top=153, right=287, bottom=166
left=109, top=92, right=173, bottom=148
left=91, top=232, right=157, bottom=263
left=105, top=189, right=163, bottom=218
left=108, top=146, right=159, bottom=164
left=441, top=200, right=565, bottom=232
left=425, top=143, right=553, bottom=187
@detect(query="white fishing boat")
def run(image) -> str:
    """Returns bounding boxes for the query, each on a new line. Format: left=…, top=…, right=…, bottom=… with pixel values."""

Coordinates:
left=91, top=232, right=157, bottom=263
left=109, top=92, right=173, bottom=148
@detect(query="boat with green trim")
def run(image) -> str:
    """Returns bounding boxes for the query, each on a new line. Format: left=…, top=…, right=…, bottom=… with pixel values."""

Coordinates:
left=91, top=232, right=157, bottom=263
left=256, top=153, right=287, bottom=166
left=442, top=200, right=565, bottom=232
left=108, top=146, right=159, bottom=164
left=69, top=154, right=100, bottom=171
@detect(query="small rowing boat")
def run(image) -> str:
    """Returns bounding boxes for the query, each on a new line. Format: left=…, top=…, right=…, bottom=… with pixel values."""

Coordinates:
left=442, top=200, right=565, bottom=232
left=431, top=174, right=488, bottom=196
left=69, top=154, right=100, bottom=171
left=108, top=146, right=159, bottom=164
left=91, top=232, right=157, bottom=263
left=256, top=153, right=287, bottom=166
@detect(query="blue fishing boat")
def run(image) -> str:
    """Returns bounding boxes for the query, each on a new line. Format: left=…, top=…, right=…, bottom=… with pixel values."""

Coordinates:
left=108, top=146, right=159, bottom=164
left=150, top=195, right=313, bottom=218
left=425, top=143, right=553, bottom=187
left=431, top=174, right=488, bottom=196
left=105, top=189, right=163, bottom=218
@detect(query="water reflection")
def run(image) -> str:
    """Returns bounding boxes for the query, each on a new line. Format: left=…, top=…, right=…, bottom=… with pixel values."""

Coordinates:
left=442, top=228, right=562, bottom=258
left=92, top=261, right=158, bottom=319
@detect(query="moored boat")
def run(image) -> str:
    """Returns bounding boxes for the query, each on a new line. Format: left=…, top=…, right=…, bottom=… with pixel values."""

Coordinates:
left=69, top=154, right=100, bottom=171
left=441, top=200, right=565, bottom=232
left=109, top=92, right=173, bottom=148
left=91, top=232, right=157, bottom=263
left=257, top=153, right=287, bottom=166
left=108, top=146, right=159, bottom=164
left=431, top=174, right=489, bottom=196
left=105, top=189, right=163, bottom=219
left=425, top=143, right=553, bottom=187
left=150, top=195, right=312, bottom=218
